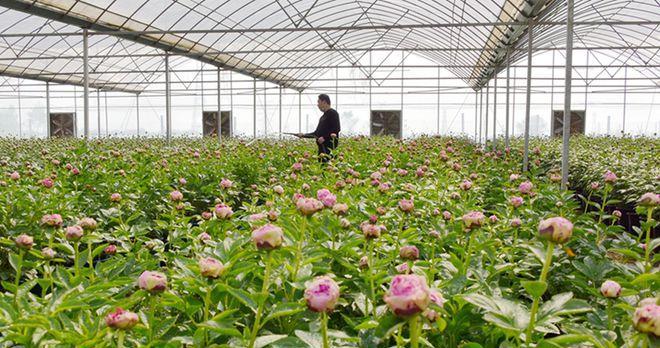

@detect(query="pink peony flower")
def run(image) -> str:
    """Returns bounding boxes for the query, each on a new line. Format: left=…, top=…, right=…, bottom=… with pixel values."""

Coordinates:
left=462, top=211, right=485, bottom=229
left=538, top=217, right=573, bottom=244
left=41, top=213, right=63, bottom=227
left=64, top=225, right=84, bottom=241
left=296, top=197, right=324, bottom=216
left=332, top=203, right=348, bottom=215
left=214, top=203, right=233, bottom=219
left=511, top=218, right=522, bottom=228
left=398, top=199, right=414, bottom=213
left=251, top=224, right=284, bottom=250
left=273, top=185, right=284, bottom=195
left=170, top=190, right=183, bottom=202
left=590, top=182, right=600, bottom=190
left=399, top=245, right=419, bottom=260
left=638, top=192, right=660, bottom=207
left=509, top=173, right=520, bottom=182
left=79, top=217, right=97, bottom=230
left=138, top=271, right=167, bottom=293
left=110, top=193, right=122, bottom=202
left=9, top=171, right=20, bottom=180
left=304, top=276, right=340, bottom=313
left=361, top=222, right=383, bottom=239
left=384, top=274, right=431, bottom=316
left=199, top=257, right=225, bottom=278
left=198, top=232, right=212, bottom=242
left=41, top=178, right=54, bottom=188
left=292, top=162, right=303, bottom=172
left=510, top=196, right=524, bottom=208
left=201, top=211, right=213, bottom=220
left=219, top=178, right=233, bottom=189
left=518, top=181, right=533, bottom=195
left=459, top=180, right=472, bottom=191
left=105, top=308, right=139, bottom=330
left=178, top=177, right=187, bottom=185
left=603, top=170, right=617, bottom=184
left=317, top=189, right=337, bottom=207
left=104, top=244, right=117, bottom=255
left=633, top=302, right=660, bottom=336
left=442, top=211, right=452, bottom=220
left=15, top=234, right=34, bottom=250
left=395, top=263, right=410, bottom=274
left=600, top=280, right=621, bottom=298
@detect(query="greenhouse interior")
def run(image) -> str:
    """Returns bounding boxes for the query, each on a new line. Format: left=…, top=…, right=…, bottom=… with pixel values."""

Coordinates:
left=0, top=0, right=658, bottom=347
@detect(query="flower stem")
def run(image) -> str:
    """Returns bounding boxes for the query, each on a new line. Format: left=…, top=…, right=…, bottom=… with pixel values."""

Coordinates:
left=606, top=299, right=613, bottom=331
left=73, top=241, right=80, bottom=278
left=13, top=249, right=24, bottom=307
left=248, top=251, right=273, bottom=348
left=117, top=330, right=125, bottom=348
left=203, top=282, right=212, bottom=345
left=321, top=311, right=330, bottom=348
left=644, top=207, right=654, bottom=273
left=409, top=314, right=420, bottom=348
left=88, top=240, right=95, bottom=281
left=368, top=240, right=377, bottom=318
left=463, top=231, right=476, bottom=276
left=290, top=217, right=307, bottom=298
left=525, top=242, right=555, bottom=345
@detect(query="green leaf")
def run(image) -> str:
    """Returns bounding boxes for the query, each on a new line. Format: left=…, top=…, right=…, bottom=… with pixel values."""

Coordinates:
left=262, top=303, right=305, bottom=327
left=354, top=319, right=379, bottom=330
left=254, top=334, right=288, bottom=348
left=219, top=284, right=257, bottom=312
left=295, top=330, right=321, bottom=348
left=196, top=320, right=242, bottom=337
left=522, top=280, right=548, bottom=299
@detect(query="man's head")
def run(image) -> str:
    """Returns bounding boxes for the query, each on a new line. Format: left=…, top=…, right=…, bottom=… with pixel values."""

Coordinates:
left=317, top=94, right=331, bottom=111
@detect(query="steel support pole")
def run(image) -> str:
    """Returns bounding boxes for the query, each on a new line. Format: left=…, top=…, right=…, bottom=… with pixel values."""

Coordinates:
left=230, top=72, right=234, bottom=135
left=264, top=82, right=267, bottom=137
left=561, top=0, right=574, bottom=191
left=401, top=51, right=404, bottom=137
left=523, top=20, right=533, bottom=172
left=46, top=82, right=50, bottom=138
left=136, top=93, right=140, bottom=136
left=97, top=89, right=101, bottom=137
left=368, top=51, right=372, bottom=114
left=165, top=53, right=171, bottom=143
left=474, top=90, right=478, bottom=141
left=105, top=91, right=108, bottom=136
left=83, top=29, right=89, bottom=139
left=217, top=67, right=222, bottom=143
left=17, top=81, right=22, bottom=137
left=493, top=72, right=497, bottom=149
left=437, top=67, right=441, bottom=135
left=279, top=86, right=282, bottom=140
left=622, top=66, right=627, bottom=135
left=253, top=78, right=257, bottom=139
left=513, top=67, right=516, bottom=136
left=485, top=83, right=489, bottom=146
left=551, top=50, right=555, bottom=127
left=298, top=91, right=302, bottom=133
left=479, top=89, right=483, bottom=142
left=335, top=65, right=339, bottom=109
left=505, top=50, right=510, bottom=148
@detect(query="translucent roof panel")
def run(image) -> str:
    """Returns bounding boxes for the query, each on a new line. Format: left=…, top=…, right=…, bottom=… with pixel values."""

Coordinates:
left=0, top=0, right=658, bottom=92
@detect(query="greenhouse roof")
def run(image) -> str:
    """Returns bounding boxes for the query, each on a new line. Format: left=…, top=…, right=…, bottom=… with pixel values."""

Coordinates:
left=0, top=0, right=658, bottom=93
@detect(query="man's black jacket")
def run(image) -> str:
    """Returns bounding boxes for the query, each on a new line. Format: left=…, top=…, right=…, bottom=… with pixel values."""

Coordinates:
left=302, top=108, right=341, bottom=151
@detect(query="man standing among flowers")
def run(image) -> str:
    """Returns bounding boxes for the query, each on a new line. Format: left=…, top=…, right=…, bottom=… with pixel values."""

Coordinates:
left=296, top=94, right=341, bottom=162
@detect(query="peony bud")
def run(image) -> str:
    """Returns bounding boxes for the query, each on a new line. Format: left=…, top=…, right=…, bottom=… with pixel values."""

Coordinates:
left=296, top=197, right=324, bottom=216
left=632, top=302, right=660, bottom=336
left=398, top=199, right=414, bottom=213
left=15, top=234, right=34, bottom=250
left=399, top=245, right=419, bottom=260
left=110, top=193, right=122, bottom=202
left=138, top=271, right=167, bottom=293
left=64, top=225, right=84, bottom=241
left=220, top=178, right=233, bottom=189
left=105, top=308, right=139, bottom=330
left=384, top=275, right=431, bottom=316
left=600, top=280, right=622, bottom=298
left=79, top=217, right=97, bottom=230
left=510, top=196, right=524, bottom=208
left=273, top=185, right=284, bottom=195
left=511, top=218, right=522, bottom=228
left=340, top=218, right=351, bottom=228
left=251, top=224, right=284, bottom=250
left=361, top=222, right=383, bottom=239
left=459, top=180, right=472, bottom=191
left=332, top=203, right=348, bottom=215
left=41, top=247, right=56, bottom=259
left=41, top=213, right=63, bottom=227
left=538, top=217, right=573, bottom=244
left=603, top=170, right=618, bottom=184
left=199, top=257, right=225, bottom=278
left=104, top=245, right=117, bottom=255
left=462, top=211, right=485, bottom=229
left=170, top=190, right=183, bottom=202
left=304, top=276, right=340, bottom=313
left=638, top=192, right=660, bottom=207
left=214, top=203, right=233, bottom=219
left=359, top=256, right=369, bottom=269
left=518, top=181, right=533, bottom=195
left=317, top=189, right=337, bottom=207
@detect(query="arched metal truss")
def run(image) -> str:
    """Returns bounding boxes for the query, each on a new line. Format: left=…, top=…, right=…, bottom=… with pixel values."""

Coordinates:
left=0, top=0, right=657, bottom=94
